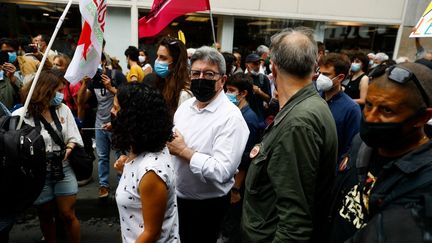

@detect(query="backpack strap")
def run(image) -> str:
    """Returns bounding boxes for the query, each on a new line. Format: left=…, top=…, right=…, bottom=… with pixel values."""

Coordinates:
left=38, top=113, right=66, bottom=149
left=379, top=168, right=432, bottom=208
left=49, top=106, right=63, bottom=133
left=259, top=73, right=264, bottom=87
left=33, top=115, right=41, bottom=133
left=423, top=193, right=432, bottom=217
left=356, top=142, right=373, bottom=186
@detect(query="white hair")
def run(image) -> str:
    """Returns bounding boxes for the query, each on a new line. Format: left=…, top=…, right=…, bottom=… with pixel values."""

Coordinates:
left=374, top=52, right=389, bottom=62
left=187, top=48, right=196, bottom=56
left=256, top=45, right=270, bottom=56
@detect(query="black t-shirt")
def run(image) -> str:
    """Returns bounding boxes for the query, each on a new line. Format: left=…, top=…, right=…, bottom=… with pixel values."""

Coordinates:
left=326, top=140, right=402, bottom=243
left=345, top=73, right=365, bottom=100
left=248, top=73, right=271, bottom=121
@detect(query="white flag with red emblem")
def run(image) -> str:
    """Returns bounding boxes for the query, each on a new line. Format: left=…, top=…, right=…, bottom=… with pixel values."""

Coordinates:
left=65, top=0, right=107, bottom=84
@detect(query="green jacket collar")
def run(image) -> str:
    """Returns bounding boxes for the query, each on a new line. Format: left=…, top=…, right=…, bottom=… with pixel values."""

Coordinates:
left=274, top=83, right=317, bottom=126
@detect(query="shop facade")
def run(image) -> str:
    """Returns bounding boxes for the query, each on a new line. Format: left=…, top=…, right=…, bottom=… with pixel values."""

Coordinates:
left=0, top=0, right=426, bottom=70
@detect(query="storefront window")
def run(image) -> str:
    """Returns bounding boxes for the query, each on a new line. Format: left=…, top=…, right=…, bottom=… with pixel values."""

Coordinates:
left=232, top=16, right=398, bottom=64
left=0, top=2, right=81, bottom=57
left=232, top=17, right=319, bottom=67
left=324, top=24, right=399, bottom=56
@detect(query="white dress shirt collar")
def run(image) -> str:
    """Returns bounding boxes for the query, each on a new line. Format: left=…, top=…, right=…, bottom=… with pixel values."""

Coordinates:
left=191, top=90, right=225, bottom=113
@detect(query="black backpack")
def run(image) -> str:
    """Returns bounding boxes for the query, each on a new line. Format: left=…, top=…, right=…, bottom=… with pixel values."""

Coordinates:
left=0, top=115, right=46, bottom=214
left=346, top=143, right=432, bottom=243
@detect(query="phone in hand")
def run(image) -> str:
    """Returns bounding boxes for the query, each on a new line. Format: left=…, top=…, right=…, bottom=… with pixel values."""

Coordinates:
left=23, top=44, right=38, bottom=54
left=0, top=51, right=9, bottom=65
left=92, top=68, right=104, bottom=89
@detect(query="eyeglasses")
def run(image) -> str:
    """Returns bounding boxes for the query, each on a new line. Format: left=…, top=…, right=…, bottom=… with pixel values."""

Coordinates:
left=387, top=66, right=430, bottom=107
left=190, top=70, right=221, bottom=80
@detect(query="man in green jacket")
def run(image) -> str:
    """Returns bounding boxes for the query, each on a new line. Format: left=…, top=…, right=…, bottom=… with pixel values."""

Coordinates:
left=242, top=27, right=338, bottom=242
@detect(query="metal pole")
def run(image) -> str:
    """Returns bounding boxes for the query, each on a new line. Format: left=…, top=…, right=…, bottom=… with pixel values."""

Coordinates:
left=208, top=1, right=217, bottom=46
left=17, top=0, right=74, bottom=129
left=393, top=0, right=409, bottom=60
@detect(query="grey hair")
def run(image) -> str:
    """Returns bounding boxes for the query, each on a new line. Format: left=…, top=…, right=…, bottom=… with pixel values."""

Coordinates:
left=256, top=45, right=269, bottom=56
left=190, top=46, right=226, bottom=75
left=187, top=48, right=196, bottom=56
left=374, top=52, right=389, bottom=62
left=270, top=27, right=318, bottom=78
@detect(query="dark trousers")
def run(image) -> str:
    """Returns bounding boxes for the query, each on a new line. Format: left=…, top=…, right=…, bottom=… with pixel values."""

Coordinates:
left=0, top=215, right=15, bottom=243
left=220, top=200, right=243, bottom=243
left=177, top=194, right=230, bottom=243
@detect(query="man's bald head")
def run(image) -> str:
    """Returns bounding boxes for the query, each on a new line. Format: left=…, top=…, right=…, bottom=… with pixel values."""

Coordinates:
left=270, top=27, right=317, bottom=79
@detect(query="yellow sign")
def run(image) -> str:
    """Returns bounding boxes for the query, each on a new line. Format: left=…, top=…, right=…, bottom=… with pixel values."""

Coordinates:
left=178, top=30, right=186, bottom=44
left=411, top=1, right=432, bottom=38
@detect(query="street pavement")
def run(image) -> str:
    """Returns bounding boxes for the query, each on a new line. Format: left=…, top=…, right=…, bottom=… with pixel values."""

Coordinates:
left=9, top=151, right=122, bottom=243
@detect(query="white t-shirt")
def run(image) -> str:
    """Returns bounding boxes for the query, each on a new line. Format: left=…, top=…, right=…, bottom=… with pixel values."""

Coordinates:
left=115, top=147, right=180, bottom=243
left=12, top=103, right=83, bottom=153
left=142, top=63, right=153, bottom=74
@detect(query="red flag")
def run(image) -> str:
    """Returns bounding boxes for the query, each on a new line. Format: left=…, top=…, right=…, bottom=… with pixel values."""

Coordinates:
left=139, top=0, right=210, bottom=38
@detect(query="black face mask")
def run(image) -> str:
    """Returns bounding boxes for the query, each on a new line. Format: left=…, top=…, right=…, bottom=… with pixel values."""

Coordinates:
left=191, top=78, right=216, bottom=102
left=360, top=110, right=425, bottom=149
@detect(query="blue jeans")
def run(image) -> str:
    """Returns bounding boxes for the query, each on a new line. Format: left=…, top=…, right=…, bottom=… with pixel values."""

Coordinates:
left=34, top=164, right=78, bottom=205
left=96, top=129, right=121, bottom=188
left=96, top=129, right=112, bottom=188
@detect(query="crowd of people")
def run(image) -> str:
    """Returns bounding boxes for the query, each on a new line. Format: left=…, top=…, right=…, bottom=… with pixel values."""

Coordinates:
left=0, top=26, right=432, bottom=243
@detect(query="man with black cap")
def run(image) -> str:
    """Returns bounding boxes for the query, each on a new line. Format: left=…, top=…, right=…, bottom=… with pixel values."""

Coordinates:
left=245, top=53, right=271, bottom=122
left=325, top=62, right=432, bottom=243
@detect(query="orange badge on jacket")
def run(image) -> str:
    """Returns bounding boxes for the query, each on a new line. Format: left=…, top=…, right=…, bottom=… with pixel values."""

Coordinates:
left=250, top=145, right=260, bottom=159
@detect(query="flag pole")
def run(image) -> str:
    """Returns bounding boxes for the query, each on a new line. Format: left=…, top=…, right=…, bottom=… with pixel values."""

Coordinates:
left=208, top=2, right=217, bottom=46
left=17, top=0, right=74, bottom=129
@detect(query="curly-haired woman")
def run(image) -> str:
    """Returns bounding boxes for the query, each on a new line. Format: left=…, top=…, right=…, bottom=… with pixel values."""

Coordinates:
left=144, top=37, right=192, bottom=116
left=13, top=70, right=83, bottom=243
left=112, top=83, right=179, bottom=243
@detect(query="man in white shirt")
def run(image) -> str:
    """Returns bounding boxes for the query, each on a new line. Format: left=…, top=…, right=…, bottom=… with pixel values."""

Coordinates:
left=167, top=46, right=249, bottom=243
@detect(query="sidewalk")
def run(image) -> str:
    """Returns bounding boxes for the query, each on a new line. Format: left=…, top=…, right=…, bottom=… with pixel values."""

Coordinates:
left=9, top=152, right=122, bottom=243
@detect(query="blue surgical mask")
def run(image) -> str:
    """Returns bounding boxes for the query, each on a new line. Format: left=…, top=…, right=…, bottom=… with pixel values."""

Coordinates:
left=0, top=70, right=3, bottom=80
left=351, top=63, right=361, bottom=72
left=51, top=92, right=64, bottom=106
left=371, top=63, right=378, bottom=69
left=369, top=60, right=374, bottom=66
left=8, top=52, right=17, bottom=63
left=154, top=60, right=171, bottom=78
left=226, top=92, right=239, bottom=106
